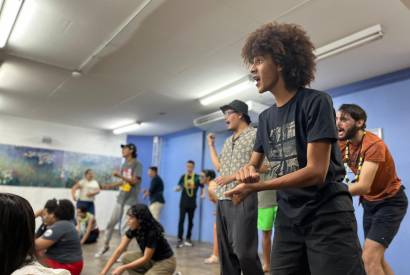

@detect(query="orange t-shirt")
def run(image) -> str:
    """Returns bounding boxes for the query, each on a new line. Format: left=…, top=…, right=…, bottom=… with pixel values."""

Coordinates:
left=339, top=131, right=401, bottom=201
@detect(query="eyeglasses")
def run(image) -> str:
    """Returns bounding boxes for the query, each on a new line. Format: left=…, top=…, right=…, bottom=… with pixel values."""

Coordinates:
left=223, top=110, right=237, bottom=117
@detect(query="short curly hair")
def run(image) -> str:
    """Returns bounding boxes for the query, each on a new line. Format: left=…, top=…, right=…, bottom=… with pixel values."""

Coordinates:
left=241, top=22, right=316, bottom=91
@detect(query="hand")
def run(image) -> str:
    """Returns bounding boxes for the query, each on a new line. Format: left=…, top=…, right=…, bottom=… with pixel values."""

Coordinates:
left=174, top=185, right=182, bottom=192
left=236, top=165, right=260, bottom=183
left=112, top=266, right=125, bottom=275
left=101, top=184, right=111, bottom=190
left=215, top=176, right=231, bottom=186
left=143, top=190, right=149, bottom=198
left=113, top=172, right=121, bottom=178
left=207, top=133, right=216, bottom=146
left=34, top=209, right=44, bottom=218
left=224, top=183, right=253, bottom=204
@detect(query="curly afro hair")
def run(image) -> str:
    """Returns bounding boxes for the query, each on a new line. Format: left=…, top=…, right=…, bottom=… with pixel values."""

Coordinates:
left=241, top=22, right=316, bottom=91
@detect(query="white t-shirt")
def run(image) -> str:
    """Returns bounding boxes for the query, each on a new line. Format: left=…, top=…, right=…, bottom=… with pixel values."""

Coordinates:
left=78, top=179, right=100, bottom=201
left=12, top=262, right=70, bottom=275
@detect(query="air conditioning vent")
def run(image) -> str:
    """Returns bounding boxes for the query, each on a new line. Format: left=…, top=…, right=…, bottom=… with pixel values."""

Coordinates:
left=193, top=100, right=270, bottom=132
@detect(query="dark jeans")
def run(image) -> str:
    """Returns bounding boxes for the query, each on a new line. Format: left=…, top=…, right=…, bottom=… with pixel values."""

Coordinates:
left=271, top=209, right=365, bottom=275
left=178, top=206, right=196, bottom=240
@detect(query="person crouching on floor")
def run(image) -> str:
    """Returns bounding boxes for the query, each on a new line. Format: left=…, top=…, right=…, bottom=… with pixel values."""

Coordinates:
left=100, top=204, right=176, bottom=275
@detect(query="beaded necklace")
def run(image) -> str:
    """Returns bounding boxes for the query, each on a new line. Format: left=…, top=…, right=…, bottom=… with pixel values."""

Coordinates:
left=184, top=174, right=195, bottom=198
left=344, top=132, right=366, bottom=183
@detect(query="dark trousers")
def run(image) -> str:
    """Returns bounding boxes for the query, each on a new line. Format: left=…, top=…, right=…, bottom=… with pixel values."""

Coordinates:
left=178, top=206, right=196, bottom=240
left=83, top=228, right=100, bottom=244
left=76, top=200, right=95, bottom=215
left=271, top=209, right=365, bottom=275
left=216, top=193, right=263, bottom=275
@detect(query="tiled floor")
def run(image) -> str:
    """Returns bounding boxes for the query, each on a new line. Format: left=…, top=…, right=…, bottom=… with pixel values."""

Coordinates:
left=82, top=232, right=220, bottom=275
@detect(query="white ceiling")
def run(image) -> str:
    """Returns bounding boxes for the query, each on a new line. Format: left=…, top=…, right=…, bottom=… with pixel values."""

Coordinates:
left=0, top=0, right=410, bottom=135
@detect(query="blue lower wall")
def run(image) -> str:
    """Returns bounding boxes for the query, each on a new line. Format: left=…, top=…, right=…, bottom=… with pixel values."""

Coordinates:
left=159, top=128, right=205, bottom=240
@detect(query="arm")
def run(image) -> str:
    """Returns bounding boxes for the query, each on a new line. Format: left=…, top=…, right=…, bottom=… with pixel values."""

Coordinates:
left=87, top=183, right=101, bottom=198
left=76, top=218, right=81, bottom=233
left=100, top=236, right=131, bottom=275
left=34, top=209, right=44, bottom=218
left=348, top=161, right=379, bottom=196
left=225, top=141, right=332, bottom=201
left=207, top=133, right=221, bottom=172
left=71, top=182, right=80, bottom=201
left=80, top=217, right=96, bottom=245
left=254, top=141, right=331, bottom=189
left=216, top=151, right=264, bottom=186
left=113, top=173, right=141, bottom=186
left=35, top=237, right=56, bottom=252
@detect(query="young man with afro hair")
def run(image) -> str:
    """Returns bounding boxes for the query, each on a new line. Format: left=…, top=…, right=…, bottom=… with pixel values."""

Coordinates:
left=224, top=22, right=365, bottom=274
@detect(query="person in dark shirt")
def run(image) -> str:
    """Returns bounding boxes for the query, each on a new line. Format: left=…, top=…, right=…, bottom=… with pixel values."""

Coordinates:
left=175, top=160, right=205, bottom=248
left=144, top=166, right=165, bottom=221
left=223, top=22, right=365, bottom=274
left=100, top=204, right=176, bottom=275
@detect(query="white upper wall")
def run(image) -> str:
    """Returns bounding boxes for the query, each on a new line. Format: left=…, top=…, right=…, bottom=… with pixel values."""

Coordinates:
left=0, top=114, right=126, bottom=156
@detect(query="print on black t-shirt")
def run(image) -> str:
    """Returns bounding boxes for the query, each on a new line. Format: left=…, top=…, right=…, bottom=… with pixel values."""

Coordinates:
left=254, top=88, right=354, bottom=225
left=267, top=120, right=299, bottom=178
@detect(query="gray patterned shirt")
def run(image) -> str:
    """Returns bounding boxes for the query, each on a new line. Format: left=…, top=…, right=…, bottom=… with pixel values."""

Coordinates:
left=216, top=126, right=257, bottom=200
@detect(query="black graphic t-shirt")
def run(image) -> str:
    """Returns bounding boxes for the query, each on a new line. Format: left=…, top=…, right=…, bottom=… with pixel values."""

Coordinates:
left=254, top=88, right=353, bottom=225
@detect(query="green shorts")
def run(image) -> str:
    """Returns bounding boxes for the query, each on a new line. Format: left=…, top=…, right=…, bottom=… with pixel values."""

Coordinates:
left=257, top=206, right=278, bottom=231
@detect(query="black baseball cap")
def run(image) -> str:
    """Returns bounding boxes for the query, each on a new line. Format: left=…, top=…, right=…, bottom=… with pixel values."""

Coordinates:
left=121, top=143, right=137, bottom=153
left=220, top=100, right=249, bottom=115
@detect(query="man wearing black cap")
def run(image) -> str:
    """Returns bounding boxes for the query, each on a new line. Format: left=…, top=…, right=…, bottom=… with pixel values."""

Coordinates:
left=207, top=100, right=264, bottom=275
left=95, top=143, right=142, bottom=258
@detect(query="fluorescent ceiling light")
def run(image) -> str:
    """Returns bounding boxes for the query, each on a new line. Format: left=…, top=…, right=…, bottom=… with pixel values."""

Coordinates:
left=113, top=122, right=142, bottom=135
left=0, top=0, right=24, bottom=48
left=199, top=79, right=254, bottom=106
left=314, top=24, right=383, bottom=61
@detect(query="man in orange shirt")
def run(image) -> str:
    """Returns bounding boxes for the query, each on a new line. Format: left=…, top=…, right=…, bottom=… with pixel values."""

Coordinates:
left=337, top=104, right=408, bottom=275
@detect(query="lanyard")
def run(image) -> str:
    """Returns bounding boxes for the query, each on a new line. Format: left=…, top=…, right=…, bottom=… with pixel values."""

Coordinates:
left=344, top=132, right=366, bottom=183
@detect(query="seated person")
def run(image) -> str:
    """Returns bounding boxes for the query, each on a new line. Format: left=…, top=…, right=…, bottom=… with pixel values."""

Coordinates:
left=100, top=204, right=176, bottom=275
left=35, top=199, right=83, bottom=275
left=0, top=193, right=69, bottom=275
left=76, top=206, right=100, bottom=244
left=35, top=209, right=48, bottom=238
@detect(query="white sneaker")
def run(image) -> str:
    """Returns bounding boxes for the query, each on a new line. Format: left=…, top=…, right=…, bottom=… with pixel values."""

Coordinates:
left=94, top=246, right=109, bottom=258
left=184, top=240, right=193, bottom=247
left=204, top=254, right=219, bottom=264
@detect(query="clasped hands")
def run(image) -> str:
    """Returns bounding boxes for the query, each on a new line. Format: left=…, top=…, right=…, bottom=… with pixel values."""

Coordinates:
left=215, top=165, right=260, bottom=204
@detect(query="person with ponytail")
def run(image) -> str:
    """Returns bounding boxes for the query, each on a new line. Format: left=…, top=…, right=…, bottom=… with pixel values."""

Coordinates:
left=100, top=204, right=176, bottom=275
